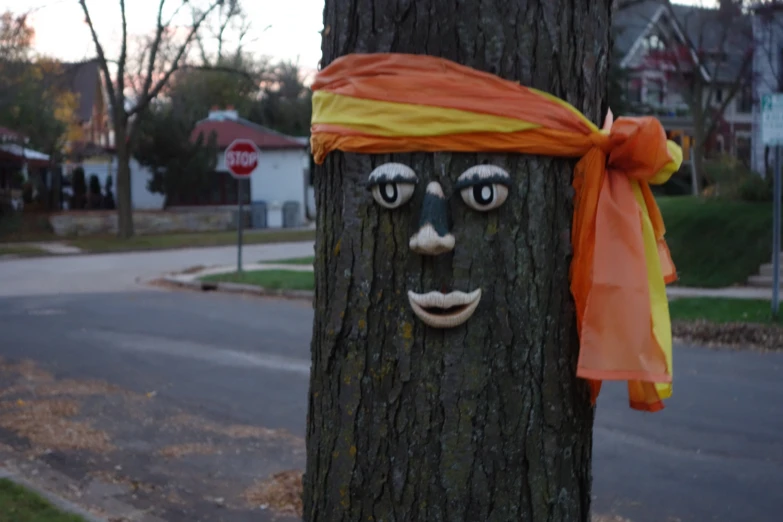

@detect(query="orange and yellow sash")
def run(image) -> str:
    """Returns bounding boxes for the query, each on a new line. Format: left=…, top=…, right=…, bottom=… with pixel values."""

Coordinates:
left=310, top=53, right=682, bottom=412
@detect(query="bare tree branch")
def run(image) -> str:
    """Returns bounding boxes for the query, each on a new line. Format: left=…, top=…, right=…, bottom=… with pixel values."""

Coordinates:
left=117, top=0, right=128, bottom=109
left=128, top=1, right=223, bottom=119
left=136, top=0, right=167, bottom=111
left=77, top=0, right=118, bottom=111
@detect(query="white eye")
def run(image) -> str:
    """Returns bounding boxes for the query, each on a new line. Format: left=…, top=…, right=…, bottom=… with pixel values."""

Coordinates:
left=368, top=163, right=418, bottom=209
left=457, top=165, right=510, bottom=212
left=372, top=182, right=415, bottom=209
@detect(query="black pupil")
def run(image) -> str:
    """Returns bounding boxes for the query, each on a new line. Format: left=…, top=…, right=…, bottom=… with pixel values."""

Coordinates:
left=380, top=183, right=398, bottom=203
left=473, top=184, right=494, bottom=205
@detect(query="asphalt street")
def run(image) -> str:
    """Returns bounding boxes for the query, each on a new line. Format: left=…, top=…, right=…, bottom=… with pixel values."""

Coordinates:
left=0, top=247, right=781, bottom=521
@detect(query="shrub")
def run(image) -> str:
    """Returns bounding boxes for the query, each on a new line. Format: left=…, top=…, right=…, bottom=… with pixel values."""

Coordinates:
left=103, top=175, right=116, bottom=210
left=703, top=156, right=772, bottom=202
left=70, top=167, right=86, bottom=210
left=88, top=174, right=102, bottom=209
left=21, top=182, right=33, bottom=204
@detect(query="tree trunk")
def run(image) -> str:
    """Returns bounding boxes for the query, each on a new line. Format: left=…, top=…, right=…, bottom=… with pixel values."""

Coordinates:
left=691, top=152, right=703, bottom=196
left=305, top=1, right=610, bottom=521
left=691, top=124, right=705, bottom=196
left=690, top=88, right=705, bottom=196
left=114, top=125, right=134, bottom=238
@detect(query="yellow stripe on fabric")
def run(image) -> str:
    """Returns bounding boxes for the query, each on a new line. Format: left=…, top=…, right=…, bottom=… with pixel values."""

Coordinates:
left=632, top=181, right=673, bottom=398
left=312, top=91, right=542, bottom=138
left=527, top=87, right=600, bottom=133
left=649, top=141, right=683, bottom=186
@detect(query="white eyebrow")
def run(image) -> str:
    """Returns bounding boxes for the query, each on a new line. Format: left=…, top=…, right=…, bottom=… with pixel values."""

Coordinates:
left=455, top=165, right=510, bottom=189
left=457, top=165, right=510, bottom=181
left=368, top=163, right=418, bottom=185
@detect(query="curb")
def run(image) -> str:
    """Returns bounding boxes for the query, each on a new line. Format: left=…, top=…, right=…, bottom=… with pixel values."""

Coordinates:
left=161, top=275, right=315, bottom=300
left=0, top=469, right=106, bottom=522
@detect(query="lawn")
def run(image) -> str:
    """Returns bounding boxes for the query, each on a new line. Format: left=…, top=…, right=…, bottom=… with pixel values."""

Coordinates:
left=201, top=269, right=315, bottom=291
left=669, top=297, right=781, bottom=325
left=0, top=478, right=85, bottom=522
left=67, top=228, right=315, bottom=254
left=268, top=256, right=314, bottom=265
left=659, top=196, right=778, bottom=288
left=0, top=244, right=44, bottom=257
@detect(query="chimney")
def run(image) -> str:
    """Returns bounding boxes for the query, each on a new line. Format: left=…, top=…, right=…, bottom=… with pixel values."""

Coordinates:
left=207, top=106, right=239, bottom=121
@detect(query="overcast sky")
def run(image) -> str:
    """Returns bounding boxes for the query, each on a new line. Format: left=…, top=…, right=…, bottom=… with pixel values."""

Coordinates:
left=7, top=0, right=708, bottom=72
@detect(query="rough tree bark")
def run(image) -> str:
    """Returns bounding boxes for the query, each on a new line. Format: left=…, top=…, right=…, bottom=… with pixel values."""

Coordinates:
left=305, top=1, right=612, bottom=521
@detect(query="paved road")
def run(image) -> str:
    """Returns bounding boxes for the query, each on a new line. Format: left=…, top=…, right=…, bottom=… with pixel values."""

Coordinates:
left=0, top=241, right=315, bottom=297
left=0, top=248, right=782, bottom=521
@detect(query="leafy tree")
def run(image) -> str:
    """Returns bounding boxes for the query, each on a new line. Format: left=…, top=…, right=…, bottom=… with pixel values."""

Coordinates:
left=0, top=12, right=77, bottom=157
left=167, top=54, right=263, bottom=126
left=248, top=60, right=312, bottom=136
left=135, top=107, right=218, bottom=208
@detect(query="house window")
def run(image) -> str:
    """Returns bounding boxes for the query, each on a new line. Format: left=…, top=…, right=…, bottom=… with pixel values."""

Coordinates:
left=645, top=78, right=665, bottom=106
left=643, top=33, right=665, bottom=52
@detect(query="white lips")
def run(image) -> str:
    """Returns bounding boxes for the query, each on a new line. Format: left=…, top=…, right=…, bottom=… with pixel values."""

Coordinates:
left=407, top=289, right=482, bottom=328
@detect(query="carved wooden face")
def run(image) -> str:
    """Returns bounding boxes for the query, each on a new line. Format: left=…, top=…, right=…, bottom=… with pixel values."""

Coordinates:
left=367, top=162, right=511, bottom=328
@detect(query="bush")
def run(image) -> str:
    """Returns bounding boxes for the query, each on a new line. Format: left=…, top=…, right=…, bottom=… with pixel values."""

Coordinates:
left=738, top=175, right=773, bottom=202
left=70, top=167, right=86, bottom=210
left=103, top=175, right=116, bottom=210
left=88, top=174, right=102, bottom=209
left=703, top=156, right=772, bottom=202
left=21, top=182, right=33, bottom=204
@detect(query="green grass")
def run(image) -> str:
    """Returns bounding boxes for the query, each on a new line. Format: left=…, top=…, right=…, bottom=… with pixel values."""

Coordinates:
left=669, top=297, right=781, bottom=325
left=0, top=244, right=44, bottom=257
left=67, top=228, right=315, bottom=254
left=268, top=256, right=314, bottom=265
left=0, top=478, right=85, bottom=521
left=201, top=269, right=315, bottom=291
left=659, top=196, right=778, bottom=288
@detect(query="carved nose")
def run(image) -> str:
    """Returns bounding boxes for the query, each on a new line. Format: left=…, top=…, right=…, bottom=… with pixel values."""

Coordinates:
left=409, top=182, right=455, bottom=256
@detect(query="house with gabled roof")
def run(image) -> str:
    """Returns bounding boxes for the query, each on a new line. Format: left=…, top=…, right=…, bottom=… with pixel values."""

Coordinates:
left=54, top=59, right=112, bottom=159
left=613, top=0, right=754, bottom=167
left=182, top=107, right=310, bottom=227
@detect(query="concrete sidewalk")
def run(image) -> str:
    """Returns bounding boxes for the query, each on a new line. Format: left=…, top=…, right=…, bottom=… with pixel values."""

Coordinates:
left=667, top=286, right=772, bottom=300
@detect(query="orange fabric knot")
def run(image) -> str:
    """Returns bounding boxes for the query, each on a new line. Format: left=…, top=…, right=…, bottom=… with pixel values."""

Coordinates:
left=571, top=116, right=677, bottom=412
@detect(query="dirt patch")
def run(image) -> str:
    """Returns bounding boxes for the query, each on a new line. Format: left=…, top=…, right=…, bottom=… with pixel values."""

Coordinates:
left=165, top=413, right=302, bottom=445
left=0, top=378, right=124, bottom=399
left=243, top=470, right=303, bottom=518
left=157, top=442, right=218, bottom=459
left=0, top=359, right=55, bottom=383
left=672, top=320, right=783, bottom=351
left=0, top=398, right=114, bottom=453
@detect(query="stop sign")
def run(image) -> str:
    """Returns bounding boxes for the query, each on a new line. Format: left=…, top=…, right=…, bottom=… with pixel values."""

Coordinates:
left=225, top=139, right=259, bottom=178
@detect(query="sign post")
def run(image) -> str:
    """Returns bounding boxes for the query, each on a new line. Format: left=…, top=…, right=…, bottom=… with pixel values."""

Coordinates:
left=761, top=94, right=783, bottom=318
left=225, top=139, right=260, bottom=276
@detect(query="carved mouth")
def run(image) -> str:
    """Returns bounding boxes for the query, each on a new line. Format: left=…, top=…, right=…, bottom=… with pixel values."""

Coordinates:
left=407, top=289, right=482, bottom=328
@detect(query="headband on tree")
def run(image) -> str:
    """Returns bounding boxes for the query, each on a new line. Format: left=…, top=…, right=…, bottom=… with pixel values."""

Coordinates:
left=310, top=53, right=683, bottom=412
